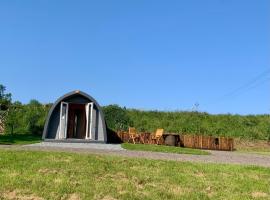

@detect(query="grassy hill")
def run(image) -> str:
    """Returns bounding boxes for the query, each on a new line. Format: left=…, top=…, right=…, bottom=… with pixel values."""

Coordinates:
left=126, top=109, right=270, bottom=140
left=2, top=103, right=270, bottom=141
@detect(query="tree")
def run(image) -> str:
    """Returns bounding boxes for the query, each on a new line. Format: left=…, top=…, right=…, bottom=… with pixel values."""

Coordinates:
left=0, top=84, right=12, bottom=111
left=24, top=99, right=48, bottom=135
left=5, top=101, right=22, bottom=135
left=102, top=105, right=133, bottom=131
left=0, top=84, right=12, bottom=134
left=4, top=99, right=49, bottom=136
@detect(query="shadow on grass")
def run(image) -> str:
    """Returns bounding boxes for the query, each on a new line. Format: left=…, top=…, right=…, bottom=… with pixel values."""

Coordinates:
left=0, top=134, right=42, bottom=145
left=106, top=128, right=122, bottom=144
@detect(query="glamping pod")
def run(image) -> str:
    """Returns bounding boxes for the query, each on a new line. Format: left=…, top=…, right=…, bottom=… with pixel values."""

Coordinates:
left=43, top=90, right=107, bottom=143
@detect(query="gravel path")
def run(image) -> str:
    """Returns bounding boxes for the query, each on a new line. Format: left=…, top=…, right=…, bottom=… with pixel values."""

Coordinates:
left=1, top=142, right=270, bottom=168
left=26, top=142, right=124, bottom=151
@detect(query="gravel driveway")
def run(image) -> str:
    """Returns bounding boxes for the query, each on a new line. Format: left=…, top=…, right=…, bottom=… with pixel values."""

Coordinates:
left=1, top=142, right=270, bottom=168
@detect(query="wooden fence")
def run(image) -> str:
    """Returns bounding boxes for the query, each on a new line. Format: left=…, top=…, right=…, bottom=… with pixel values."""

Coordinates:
left=116, top=132, right=234, bottom=151
left=179, top=135, right=234, bottom=151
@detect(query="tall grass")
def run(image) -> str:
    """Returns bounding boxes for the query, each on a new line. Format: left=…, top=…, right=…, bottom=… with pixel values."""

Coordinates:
left=126, top=109, right=270, bottom=140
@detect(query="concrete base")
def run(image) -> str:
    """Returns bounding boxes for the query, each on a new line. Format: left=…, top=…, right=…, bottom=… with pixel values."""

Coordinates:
left=44, top=139, right=106, bottom=144
left=26, top=142, right=123, bottom=151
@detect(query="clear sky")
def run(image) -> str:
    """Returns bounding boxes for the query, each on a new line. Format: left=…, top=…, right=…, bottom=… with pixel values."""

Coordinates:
left=0, top=0, right=269, bottom=115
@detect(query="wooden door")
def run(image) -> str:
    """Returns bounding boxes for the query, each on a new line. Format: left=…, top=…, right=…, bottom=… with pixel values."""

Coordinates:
left=67, top=104, right=86, bottom=139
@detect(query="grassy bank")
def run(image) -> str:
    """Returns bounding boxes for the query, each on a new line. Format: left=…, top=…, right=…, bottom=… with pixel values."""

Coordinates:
left=235, top=138, right=270, bottom=155
left=3, top=102, right=270, bottom=141
left=0, top=134, right=41, bottom=145
left=125, top=109, right=270, bottom=140
left=0, top=150, right=269, bottom=200
left=121, top=143, right=210, bottom=155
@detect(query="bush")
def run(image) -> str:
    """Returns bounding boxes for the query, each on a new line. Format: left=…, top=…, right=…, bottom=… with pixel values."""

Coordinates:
left=102, top=105, right=133, bottom=132
left=5, top=100, right=50, bottom=136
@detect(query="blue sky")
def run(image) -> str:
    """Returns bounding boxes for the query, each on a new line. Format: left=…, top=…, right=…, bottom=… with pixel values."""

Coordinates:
left=0, top=0, right=269, bottom=114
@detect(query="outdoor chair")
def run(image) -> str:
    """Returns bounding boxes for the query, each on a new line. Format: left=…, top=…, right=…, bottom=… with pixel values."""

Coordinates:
left=128, top=127, right=140, bottom=144
left=151, top=129, right=164, bottom=145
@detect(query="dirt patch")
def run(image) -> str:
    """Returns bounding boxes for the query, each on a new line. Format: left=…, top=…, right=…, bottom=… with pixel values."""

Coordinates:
left=100, top=196, right=117, bottom=200
left=67, top=193, right=81, bottom=200
left=169, top=186, right=184, bottom=195
left=102, top=172, right=129, bottom=183
left=194, top=172, right=205, bottom=177
left=53, top=178, right=63, bottom=184
left=205, top=186, right=216, bottom=197
left=94, top=194, right=117, bottom=200
left=2, top=190, right=44, bottom=200
left=8, top=172, right=20, bottom=178
left=251, top=192, right=268, bottom=198
left=38, top=168, right=58, bottom=175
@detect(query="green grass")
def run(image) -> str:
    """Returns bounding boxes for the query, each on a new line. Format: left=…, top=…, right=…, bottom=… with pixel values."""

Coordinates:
left=0, top=149, right=269, bottom=200
left=124, top=109, right=270, bottom=140
left=121, top=143, right=210, bottom=155
left=238, top=149, right=270, bottom=156
left=0, top=134, right=41, bottom=145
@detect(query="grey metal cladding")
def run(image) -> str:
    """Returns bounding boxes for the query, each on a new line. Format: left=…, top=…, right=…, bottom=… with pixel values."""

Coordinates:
left=42, top=90, right=107, bottom=143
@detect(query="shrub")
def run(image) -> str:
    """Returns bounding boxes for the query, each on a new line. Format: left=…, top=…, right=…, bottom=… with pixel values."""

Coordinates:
left=5, top=100, right=50, bottom=136
left=102, top=105, right=133, bottom=131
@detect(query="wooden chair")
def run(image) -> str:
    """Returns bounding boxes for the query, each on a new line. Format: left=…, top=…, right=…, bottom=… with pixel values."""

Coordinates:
left=151, top=129, right=164, bottom=145
left=128, top=127, right=140, bottom=144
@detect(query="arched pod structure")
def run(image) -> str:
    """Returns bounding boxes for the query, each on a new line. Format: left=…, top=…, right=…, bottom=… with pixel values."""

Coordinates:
left=42, top=90, right=107, bottom=143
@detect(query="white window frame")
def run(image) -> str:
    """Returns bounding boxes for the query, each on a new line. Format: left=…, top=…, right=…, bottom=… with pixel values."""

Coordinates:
left=59, top=102, right=69, bottom=139
left=85, top=103, right=94, bottom=140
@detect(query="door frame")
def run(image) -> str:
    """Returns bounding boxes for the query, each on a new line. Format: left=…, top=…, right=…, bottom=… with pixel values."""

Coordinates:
left=85, top=103, right=94, bottom=140
left=59, top=102, right=69, bottom=139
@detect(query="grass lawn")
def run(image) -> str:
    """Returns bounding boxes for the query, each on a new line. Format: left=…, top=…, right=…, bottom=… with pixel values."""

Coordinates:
left=121, top=143, right=210, bottom=155
left=238, top=149, right=270, bottom=156
left=0, top=150, right=269, bottom=200
left=0, top=134, right=42, bottom=145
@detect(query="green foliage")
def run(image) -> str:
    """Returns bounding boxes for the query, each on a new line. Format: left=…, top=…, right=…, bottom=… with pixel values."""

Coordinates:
left=102, top=105, right=270, bottom=140
left=126, top=109, right=270, bottom=140
left=24, top=100, right=49, bottom=135
left=0, top=84, right=12, bottom=111
left=4, top=101, right=23, bottom=135
left=0, top=82, right=269, bottom=140
left=5, top=100, right=50, bottom=136
left=102, top=105, right=133, bottom=131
